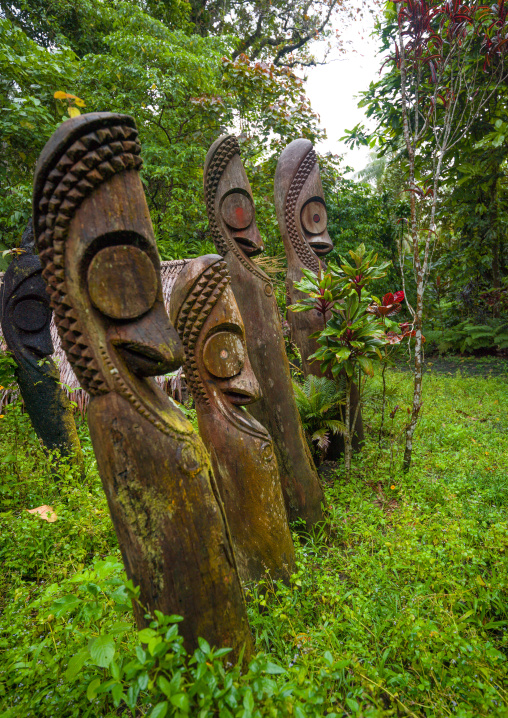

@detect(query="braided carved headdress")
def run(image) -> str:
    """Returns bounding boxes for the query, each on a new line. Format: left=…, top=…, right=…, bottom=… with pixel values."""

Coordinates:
left=274, top=139, right=333, bottom=274
left=203, top=135, right=269, bottom=286
left=33, top=112, right=143, bottom=394
left=33, top=113, right=188, bottom=439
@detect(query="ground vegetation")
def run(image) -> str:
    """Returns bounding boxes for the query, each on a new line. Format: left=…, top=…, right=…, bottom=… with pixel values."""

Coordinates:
left=1, top=360, right=507, bottom=717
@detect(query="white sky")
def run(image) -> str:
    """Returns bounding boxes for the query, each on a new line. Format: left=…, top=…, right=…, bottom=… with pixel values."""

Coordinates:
left=304, top=9, right=382, bottom=174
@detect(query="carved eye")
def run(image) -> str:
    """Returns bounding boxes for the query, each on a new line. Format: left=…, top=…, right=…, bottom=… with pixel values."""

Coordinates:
left=12, top=298, right=51, bottom=332
left=301, top=201, right=328, bottom=235
left=203, top=331, right=245, bottom=378
left=221, top=193, right=254, bottom=230
left=87, top=245, right=158, bottom=320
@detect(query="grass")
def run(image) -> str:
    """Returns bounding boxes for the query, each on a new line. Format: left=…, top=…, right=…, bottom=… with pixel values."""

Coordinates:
left=0, top=365, right=507, bottom=717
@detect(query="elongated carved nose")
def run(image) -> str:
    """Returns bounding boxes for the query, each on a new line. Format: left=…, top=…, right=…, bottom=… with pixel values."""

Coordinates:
left=108, top=302, right=184, bottom=376
left=218, top=363, right=261, bottom=406
left=308, top=231, right=333, bottom=257
left=233, top=225, right=264, bottom=257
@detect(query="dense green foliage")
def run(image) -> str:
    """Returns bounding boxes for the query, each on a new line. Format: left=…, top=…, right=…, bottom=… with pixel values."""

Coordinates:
left=1, top=364, right=508, bottom=717
left=345, top=2, right=508, bottom=353
left=0, top=0, right=327, bottom=263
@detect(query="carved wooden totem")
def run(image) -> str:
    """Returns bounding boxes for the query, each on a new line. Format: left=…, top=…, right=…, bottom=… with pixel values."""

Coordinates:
left=170, top=254, right=296, bottom=584
left=274, top=139, right=364, bottom=454
left=204, top=135, right=324, bottom=527
left=0, top=220, right=83, bottom=465
left=33, top=112, right=252, bottom=659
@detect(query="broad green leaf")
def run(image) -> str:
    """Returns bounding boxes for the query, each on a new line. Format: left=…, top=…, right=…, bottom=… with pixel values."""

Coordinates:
left=170, top=693, right=190, bottom=711
left=64, top=650, right=89, bottom=681
left=150, top=702, right=169, bottom=718
left=89, top=635, right=115, bottom=668
left=87, top=678, right=101, bottom=701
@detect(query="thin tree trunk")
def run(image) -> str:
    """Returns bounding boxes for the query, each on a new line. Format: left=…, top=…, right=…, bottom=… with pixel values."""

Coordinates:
left=344, top=375, right=352, bottom=478
left=378, top=361, right=387, bottom=447
left=403, top=276, right=424, bottom=472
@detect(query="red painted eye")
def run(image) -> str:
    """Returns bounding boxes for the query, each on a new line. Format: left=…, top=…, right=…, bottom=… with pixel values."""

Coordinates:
left=301, top=201, right=328, bottom=234
left=221, top=193, right=254, bottom=230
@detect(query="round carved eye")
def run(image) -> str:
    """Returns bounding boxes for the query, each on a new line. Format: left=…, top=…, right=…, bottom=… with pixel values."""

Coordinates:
left=12, top=298, right=50, bottom=332
left=301, top=201, right=328, bottom=235
left=221, top=193, right=254, bottom=230
left=87, top=245, right=158, bottom=320
left=203, top=332, right=245, bottom=378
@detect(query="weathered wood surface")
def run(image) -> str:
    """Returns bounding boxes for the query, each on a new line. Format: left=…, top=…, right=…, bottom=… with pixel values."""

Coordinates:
left=0, top=259, right=189, bottom=402
left=33, top=112, right=252, bottom=659
left=204, top=135, right=324, bottom=528
left=274, top=139, right=364, bottom=456
left=170, top=254, right=296, bottom=584
left=0, top=220, right=83, bottom=464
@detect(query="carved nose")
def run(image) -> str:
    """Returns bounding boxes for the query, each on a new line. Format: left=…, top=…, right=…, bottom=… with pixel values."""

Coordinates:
left=308, top=231, right=333, bottom=256
left=233, top=225, right=264, bottom=257
left=24, top=332, right=54, bottom=357
left=219, top=364, right=261, bottom=406
left=108, top=302, right=184, bottom=376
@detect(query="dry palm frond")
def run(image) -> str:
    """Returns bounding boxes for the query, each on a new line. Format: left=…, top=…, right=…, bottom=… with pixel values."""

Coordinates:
left=252, top=253, right=287, bottom=281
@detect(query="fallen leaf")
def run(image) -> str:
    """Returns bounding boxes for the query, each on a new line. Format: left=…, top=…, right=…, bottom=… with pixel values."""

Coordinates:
left=27, top=505, right=57, bottom=523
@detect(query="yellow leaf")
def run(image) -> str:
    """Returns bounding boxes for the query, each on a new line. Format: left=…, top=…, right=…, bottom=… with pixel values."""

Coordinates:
left=27, top=505, right=57, bottom=523
left=68, top=107, right=81, bottom=118
left=55, top=91, right=85, bottom=107
left=476, top=575, right=486, bottom=587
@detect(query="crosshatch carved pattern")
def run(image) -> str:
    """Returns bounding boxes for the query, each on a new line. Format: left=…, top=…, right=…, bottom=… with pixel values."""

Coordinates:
left=175, top=260, right=229, bottom=405
left=35, top=117, right=142, bottom=395
left=285, top=147, right=320, bottom=273
left=204, top=136, right=270, bottom=285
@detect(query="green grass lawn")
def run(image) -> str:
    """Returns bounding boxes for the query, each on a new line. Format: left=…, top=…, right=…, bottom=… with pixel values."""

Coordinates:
left=1, top=365, right=507, bottom=717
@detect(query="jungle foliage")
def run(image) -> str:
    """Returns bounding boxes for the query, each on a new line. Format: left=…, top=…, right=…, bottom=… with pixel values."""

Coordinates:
left=345, top=1, right=508, bottom=356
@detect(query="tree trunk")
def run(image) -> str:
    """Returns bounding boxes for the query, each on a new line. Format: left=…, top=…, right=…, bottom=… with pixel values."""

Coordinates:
left=344, top=375, right=352, bottom=478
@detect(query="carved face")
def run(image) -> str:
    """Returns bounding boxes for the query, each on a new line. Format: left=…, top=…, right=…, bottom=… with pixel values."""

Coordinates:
left=204, top=136, right=265, bottom=261
left=81, top=227, right=182, bottom=380
left=170, top=255, right=262, bottom=416
left=197, top=283, right=260, bottom=407
left=33, top=113, right=184, bottom=409
left=1, top=238, right=53, bottom=370
left=300, top=194, right=332, bottom=257
left=274, top=138, right=334, bottom=271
